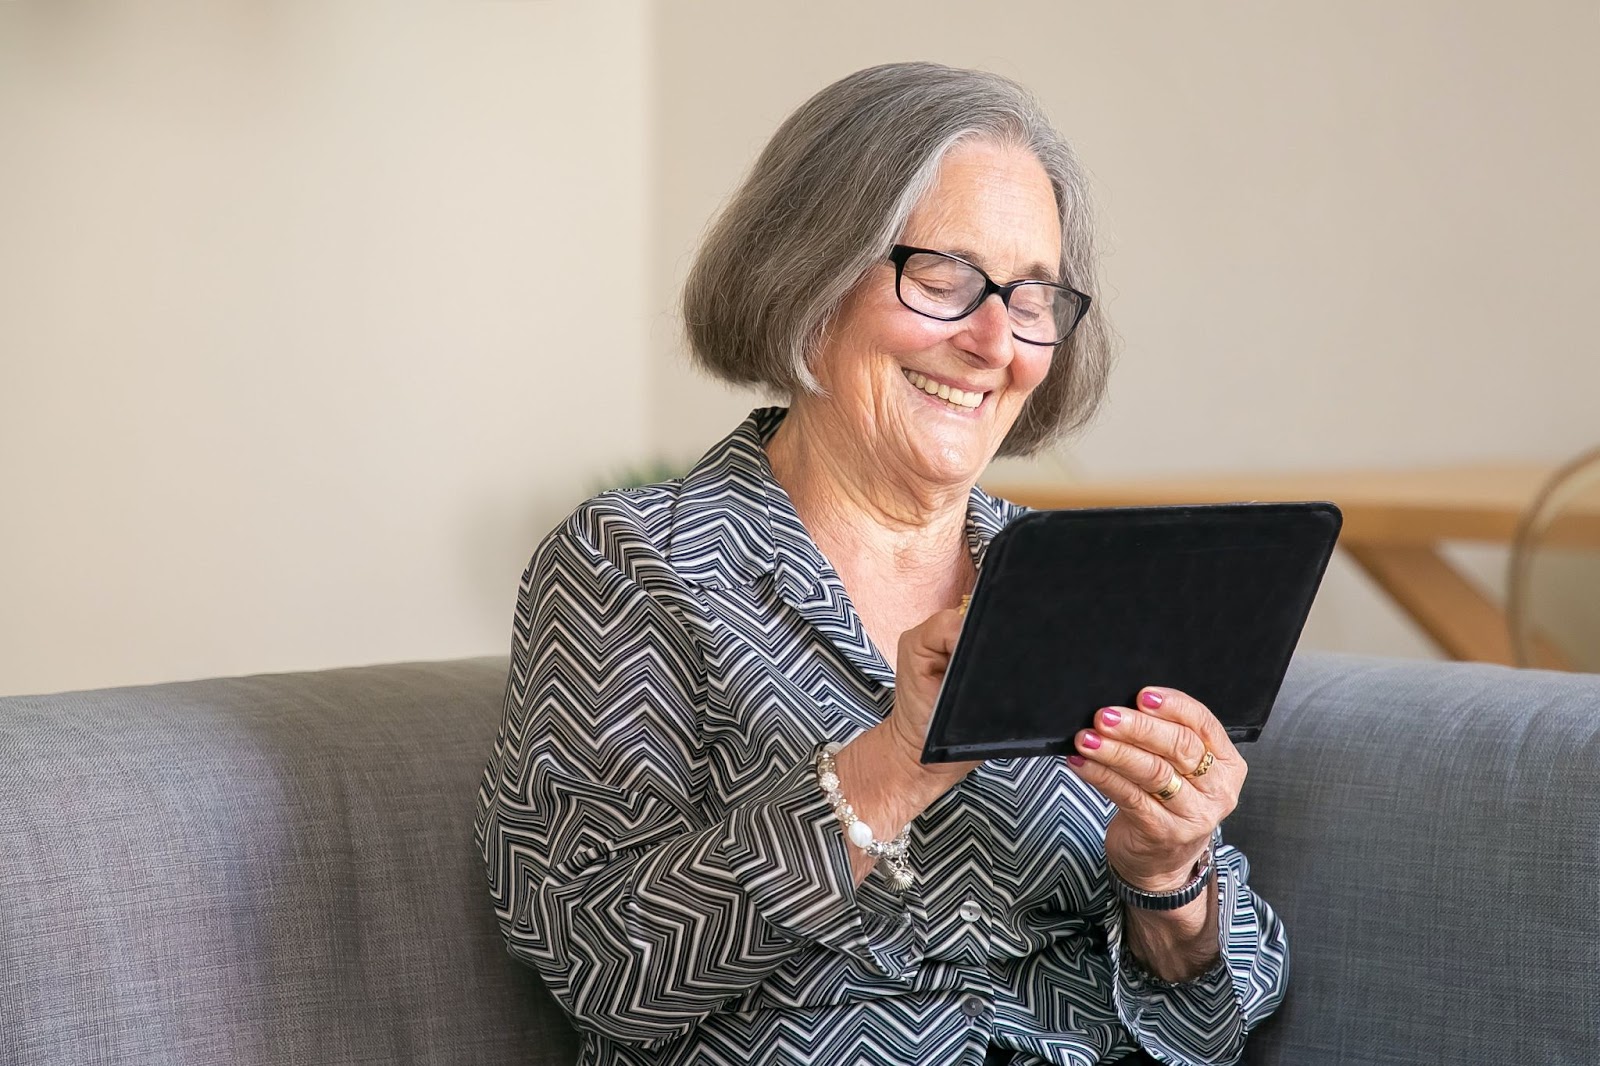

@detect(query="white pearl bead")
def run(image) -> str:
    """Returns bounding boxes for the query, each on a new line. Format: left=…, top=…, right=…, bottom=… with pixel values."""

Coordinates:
left=847, top=820, right=875, bottom=849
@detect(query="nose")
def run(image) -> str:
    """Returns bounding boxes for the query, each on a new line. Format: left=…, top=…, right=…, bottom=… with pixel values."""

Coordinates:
left=952, top=293, right=1015, bottom=368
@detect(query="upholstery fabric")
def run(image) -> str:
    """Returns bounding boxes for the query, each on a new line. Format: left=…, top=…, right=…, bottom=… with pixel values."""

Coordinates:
left=0, top=658, right=577, bottom=1066
left=4, top=651, right=1598, bottom=1064
left=1231, top=653, right=1600, bottom=1064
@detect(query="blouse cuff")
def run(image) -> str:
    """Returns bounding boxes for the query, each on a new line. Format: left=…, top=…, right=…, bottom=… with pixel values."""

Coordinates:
left=1104, top=852, right=1254, bottom=1065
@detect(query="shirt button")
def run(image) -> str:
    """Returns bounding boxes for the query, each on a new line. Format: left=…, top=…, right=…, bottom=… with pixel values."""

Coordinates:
left=958, top=900, right=984, bottom=923
left=959, top=995, right=985, bottom=1019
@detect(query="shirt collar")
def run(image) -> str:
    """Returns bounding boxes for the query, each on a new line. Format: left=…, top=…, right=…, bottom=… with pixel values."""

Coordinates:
left=665, top=407, right=785, bottom=591
left=667, top=406, right=1023, bottom=592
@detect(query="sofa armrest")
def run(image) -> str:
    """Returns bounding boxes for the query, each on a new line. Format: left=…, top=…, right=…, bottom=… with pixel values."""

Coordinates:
left=1230, top=652, right=1600, bottom=1064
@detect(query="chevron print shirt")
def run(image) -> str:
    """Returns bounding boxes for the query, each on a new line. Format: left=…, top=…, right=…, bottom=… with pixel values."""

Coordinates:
left=476, top=408, right=1288, bottom=1066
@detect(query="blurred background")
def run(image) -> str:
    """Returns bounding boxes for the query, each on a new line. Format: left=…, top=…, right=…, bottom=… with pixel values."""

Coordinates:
left=2, top=1, right=1596, bottom=696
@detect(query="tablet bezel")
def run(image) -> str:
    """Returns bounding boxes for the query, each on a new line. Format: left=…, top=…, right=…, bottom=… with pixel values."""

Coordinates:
left=920, top=501, right=1342, bottom=763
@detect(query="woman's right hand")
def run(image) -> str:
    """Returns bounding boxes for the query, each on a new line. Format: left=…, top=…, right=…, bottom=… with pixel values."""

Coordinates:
left=883, top=607, right=982, bottom=785
left=831, top=607, right=981, bottom=882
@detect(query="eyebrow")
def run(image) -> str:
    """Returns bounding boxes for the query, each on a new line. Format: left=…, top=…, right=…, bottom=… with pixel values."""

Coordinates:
left=943, top=246, right=1061, bottom=285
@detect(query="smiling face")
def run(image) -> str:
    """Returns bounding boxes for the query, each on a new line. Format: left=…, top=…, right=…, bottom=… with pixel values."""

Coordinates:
left=799, top=138, right=1063, bottom=492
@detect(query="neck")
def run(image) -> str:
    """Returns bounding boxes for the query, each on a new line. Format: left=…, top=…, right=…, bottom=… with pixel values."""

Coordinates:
left=765, top=403, right=975, bottom=578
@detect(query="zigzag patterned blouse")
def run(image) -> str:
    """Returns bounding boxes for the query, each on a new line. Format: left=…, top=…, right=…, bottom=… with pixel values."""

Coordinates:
left=476, top=408, right=1288, bottom=1066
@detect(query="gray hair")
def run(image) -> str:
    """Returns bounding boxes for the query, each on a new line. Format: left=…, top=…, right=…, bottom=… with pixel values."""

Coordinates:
left=681, top=61, right=1113, bottom=456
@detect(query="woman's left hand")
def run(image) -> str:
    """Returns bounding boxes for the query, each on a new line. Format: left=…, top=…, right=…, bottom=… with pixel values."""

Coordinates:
left=1068, top=686, right=1244, bottom=890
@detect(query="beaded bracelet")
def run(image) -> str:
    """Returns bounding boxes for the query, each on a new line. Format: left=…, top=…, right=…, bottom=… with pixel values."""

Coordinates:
left=814, top=742, right=914, bottom=892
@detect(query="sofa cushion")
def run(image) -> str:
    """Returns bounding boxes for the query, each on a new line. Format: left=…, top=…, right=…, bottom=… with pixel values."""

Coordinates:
left=9, top=650, right=1597, bottom=1064
left=1231, top=653, right=1600, bottom=1064
left=0, top=658, right=579, bottom=1066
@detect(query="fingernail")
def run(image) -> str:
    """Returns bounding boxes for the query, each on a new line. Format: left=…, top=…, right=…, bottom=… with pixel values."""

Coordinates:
left=1140, top=690, right=1164, bottom=709
left=1100, top=707, right=1122, bottom=727
left=1067, top=755, right=1086, bottom=767
left=1081, top=731, right=1102, bottom=750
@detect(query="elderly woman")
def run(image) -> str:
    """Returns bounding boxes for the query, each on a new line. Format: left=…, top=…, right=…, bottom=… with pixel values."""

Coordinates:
left=475, top=63, right=1286, bottom=1066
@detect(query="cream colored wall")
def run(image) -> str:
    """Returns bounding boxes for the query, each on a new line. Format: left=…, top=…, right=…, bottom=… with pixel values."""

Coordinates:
left=0, top=2, right=651, bottom=695
left=5, top=3, right=1594, bottom=696
left=649, top=1, right=1600, bottom=659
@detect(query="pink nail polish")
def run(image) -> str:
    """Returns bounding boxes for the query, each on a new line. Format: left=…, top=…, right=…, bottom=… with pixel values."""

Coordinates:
left=1067, top=755, right=1086, bottom=767
left=1140, top=690, right=1164, bottom=709
left=1100, top=708, right=1122, bottom=727
left=1081, top=732, right=1102, bottom=750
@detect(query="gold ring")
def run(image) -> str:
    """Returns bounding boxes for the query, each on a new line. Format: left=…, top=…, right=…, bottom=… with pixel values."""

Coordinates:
left=1186, top=750, right=1215, bottom=779
left=1151, top=773, right=1183, bottom=803
left=959, top=594, right=972, bottom=616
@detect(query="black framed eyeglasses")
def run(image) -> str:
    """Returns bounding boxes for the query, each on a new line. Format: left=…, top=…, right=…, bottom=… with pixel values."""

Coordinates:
left=887, top=244, right=1090, bottom=346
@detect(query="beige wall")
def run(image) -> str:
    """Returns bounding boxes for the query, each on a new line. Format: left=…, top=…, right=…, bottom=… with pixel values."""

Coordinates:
left=0, top=2, right=651, bottom=695
left=4, top=3, right=1596, bottom=695
left=649, top=0, right=1600, bottom=659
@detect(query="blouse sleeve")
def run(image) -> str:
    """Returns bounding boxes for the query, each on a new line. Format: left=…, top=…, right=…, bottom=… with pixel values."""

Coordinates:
left=473, top=508, right=924, bottom=1049
left=1104, top=835, right=1290, bottom=1065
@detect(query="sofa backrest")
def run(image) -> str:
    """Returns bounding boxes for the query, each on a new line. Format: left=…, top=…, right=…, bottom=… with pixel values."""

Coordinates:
left=0, top=658, right=579, bottom=1066
left=7, top=652, right=1597, bottom=1065
left=1232, top=653, right=1600, bottom=1064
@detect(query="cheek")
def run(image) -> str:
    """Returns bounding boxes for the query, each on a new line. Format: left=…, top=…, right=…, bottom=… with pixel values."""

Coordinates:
left=873, top=308, right=951, bottom=357
left=1010, top=347, right=1054, bottom=395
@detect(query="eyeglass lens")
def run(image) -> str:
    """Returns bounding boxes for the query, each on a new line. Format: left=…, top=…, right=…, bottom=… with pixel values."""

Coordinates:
left=897, top=251, right=1081, bottom=345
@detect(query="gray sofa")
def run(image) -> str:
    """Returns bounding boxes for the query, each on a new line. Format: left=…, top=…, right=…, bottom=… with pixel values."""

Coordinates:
left=2, top=653, right=1596, bottom=1065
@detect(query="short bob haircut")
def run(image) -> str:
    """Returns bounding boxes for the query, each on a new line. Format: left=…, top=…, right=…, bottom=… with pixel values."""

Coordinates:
left=682, top=61, right=1112, bottom=457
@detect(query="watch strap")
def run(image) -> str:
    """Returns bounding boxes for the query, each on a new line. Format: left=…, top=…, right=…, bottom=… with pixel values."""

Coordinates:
left=1108, top=843, right=1214, bottom=912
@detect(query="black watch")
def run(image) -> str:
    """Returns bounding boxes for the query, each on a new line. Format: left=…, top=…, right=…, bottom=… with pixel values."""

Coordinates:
left=1107, top=844, right=1214, bottom=912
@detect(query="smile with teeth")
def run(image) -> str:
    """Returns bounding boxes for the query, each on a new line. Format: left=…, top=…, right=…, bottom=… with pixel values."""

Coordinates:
left=904, top=369, right=985, bottom=409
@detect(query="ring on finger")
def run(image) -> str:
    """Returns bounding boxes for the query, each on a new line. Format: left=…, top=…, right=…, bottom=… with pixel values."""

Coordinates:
left=1150, top=772, right=1183, bottom=803
left=1186, top=750, right=1215, bottom=779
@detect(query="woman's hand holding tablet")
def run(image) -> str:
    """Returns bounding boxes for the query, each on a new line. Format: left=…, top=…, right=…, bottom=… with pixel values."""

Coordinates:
left=911, top=501, right=1339, bottom=980
left=1071, top=686, right=1243, bottom=886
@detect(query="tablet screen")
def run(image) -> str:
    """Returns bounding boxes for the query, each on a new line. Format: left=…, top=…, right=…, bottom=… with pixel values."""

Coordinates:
left=921, top=502, right=1341, bottom=763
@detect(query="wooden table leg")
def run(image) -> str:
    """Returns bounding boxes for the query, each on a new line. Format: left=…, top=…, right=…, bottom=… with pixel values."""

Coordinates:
left=1342, top=542, right=1572, bottom=669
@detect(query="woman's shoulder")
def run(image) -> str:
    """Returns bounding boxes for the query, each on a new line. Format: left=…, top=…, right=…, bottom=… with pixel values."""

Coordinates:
left=538, top=480, right=688, bottom=590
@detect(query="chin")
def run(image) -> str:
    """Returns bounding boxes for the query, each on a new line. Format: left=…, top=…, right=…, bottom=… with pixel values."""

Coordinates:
left=910, top=431, right=991, bottom=488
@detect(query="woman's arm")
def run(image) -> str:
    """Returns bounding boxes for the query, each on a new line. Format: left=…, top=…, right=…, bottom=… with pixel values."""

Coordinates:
left=473, top=513, right=923, bottom=1049
left=1069, top=690, right=1289, bottom=1063
left=1122, top=872, right=1222, bottom=982
left=831, top=608, right=981, bottom=884
left=1105, top=839, right=1289, bottom=1065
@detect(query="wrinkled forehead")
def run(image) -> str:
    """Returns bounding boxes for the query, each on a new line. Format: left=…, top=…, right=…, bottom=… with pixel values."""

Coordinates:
left=901, top=140, right=1063, bottom=282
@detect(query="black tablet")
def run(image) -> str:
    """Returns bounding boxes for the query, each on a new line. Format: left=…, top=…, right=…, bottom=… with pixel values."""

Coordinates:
left=920, top=502, right=1342, bottom=763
